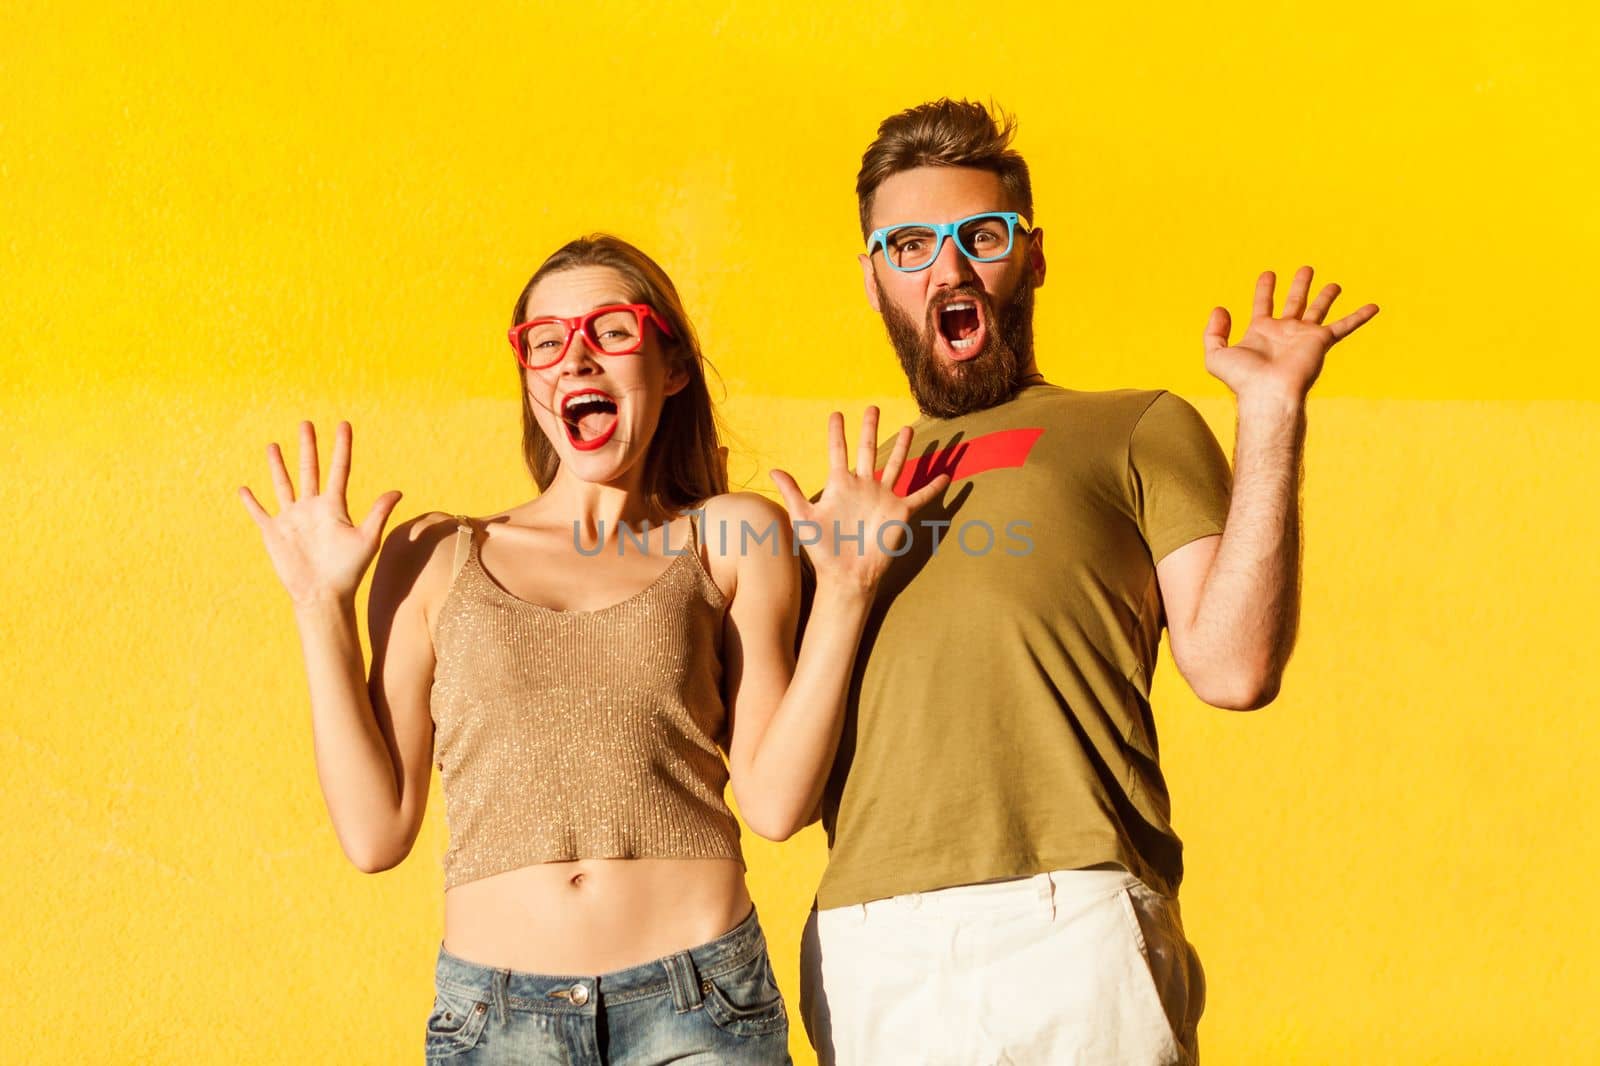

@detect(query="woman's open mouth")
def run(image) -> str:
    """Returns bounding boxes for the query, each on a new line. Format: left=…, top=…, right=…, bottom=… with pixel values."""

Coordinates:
left=935, top=299, right=987, bottom=361
left=560, top=388, right=619, bottom=451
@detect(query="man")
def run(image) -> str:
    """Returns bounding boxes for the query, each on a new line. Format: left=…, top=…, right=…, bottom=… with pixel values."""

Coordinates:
left=796, top=99, right=1378, bottom=1064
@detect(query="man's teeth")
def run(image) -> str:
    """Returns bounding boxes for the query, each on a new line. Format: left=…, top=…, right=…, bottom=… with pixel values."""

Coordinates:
left=941, top=302, right=980, bottom=350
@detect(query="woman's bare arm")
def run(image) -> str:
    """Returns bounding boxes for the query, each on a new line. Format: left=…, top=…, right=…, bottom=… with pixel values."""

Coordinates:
left=240, top=421, right=449, bottom=871
left=721, top=409, right=947, bottom=841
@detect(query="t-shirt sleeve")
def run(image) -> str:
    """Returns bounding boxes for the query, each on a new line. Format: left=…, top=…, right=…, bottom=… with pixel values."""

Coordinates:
left=1127, top=391, right=1233, bottom=563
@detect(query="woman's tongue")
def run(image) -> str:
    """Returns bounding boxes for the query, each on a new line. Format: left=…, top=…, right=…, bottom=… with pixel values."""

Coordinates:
left=575, top=410, right=617, bottom=442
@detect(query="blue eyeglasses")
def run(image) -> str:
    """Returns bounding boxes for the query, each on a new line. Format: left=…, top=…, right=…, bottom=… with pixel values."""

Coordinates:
left=866, top=211, right=1033, bottom=272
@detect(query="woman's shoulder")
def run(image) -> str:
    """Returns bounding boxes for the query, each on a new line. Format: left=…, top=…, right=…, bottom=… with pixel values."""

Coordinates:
left=383, top=510, right=466, bottom=556
left=691, top=491, right=796, bottom=600
left=696, top=490, right=786, bottom=522
left=372, top=511, right=474, bottom=602
left=694, top=492, right=790, bottom=546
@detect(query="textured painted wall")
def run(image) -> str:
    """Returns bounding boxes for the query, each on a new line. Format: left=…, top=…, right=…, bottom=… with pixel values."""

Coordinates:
left=4, top=2, right=1596, bottom=1062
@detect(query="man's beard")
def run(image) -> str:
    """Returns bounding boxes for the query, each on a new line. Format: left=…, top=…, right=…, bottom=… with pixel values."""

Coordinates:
left=879, top=280, right=1036, bottom=419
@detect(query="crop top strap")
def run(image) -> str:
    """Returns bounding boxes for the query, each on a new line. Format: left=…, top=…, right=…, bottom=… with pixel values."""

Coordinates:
left=450, top=515, right=473, bottom=581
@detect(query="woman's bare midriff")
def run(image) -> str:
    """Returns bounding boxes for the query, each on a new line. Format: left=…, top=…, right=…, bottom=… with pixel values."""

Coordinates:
left=442, top=857, right=752, bottom=974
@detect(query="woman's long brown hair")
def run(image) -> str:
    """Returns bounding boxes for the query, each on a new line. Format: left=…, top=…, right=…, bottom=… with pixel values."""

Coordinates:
left=510, top=235, right=727, bottom=512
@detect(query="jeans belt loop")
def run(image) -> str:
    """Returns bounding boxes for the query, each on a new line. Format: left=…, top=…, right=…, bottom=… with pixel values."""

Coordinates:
left=664, top=949, right=704, bottom=1013
left=491, top=968, right=509, bottom=1026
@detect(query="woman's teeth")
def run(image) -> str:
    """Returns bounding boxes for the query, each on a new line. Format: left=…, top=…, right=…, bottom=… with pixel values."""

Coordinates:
left=563, top=395, right=614, bottom=419
left=561, top=392, right=619, bottom=443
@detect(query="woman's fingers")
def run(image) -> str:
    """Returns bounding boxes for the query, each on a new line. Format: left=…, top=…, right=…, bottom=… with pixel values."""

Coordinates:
left=299, top=421, right=320, bottom=497
left=855, top=406, right=880, bottom=478
left=903, top=472, right=952, bottom=513
left=826, top=411, right=848, bottom=473
left=267, top=442, right=295, bottom=508
left=359, top=490, right=404, bottom=541
left=326, top=421, right=353, bottom=500
left=768, top=469, right=812, bottom=521
left=878, top=426, right=914, bottom=489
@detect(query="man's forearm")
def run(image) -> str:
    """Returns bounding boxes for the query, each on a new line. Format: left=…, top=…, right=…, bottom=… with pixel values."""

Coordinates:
left=1190, top=391, right=1307, bottom=707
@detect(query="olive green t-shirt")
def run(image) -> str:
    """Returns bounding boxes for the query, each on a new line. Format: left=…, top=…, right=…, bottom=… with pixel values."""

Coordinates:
left=816, top=384, right=1233, bottom=908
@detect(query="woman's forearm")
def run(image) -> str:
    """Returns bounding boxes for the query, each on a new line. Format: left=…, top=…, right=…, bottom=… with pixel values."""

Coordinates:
left=292, top=596, right=413, bottom=871
left=739, top=580, right=874, bottom=840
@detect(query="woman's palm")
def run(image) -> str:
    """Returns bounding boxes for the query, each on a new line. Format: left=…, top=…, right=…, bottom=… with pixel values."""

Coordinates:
left=238, top=421, right=402, bottom=605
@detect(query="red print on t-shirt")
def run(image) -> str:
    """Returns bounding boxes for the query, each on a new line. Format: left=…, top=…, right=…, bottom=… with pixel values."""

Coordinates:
left=879, top=428, right=1045, bottom=496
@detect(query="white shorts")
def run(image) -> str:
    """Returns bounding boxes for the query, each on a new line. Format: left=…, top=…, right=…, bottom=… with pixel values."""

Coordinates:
left=799, top=868, right=1203, bottom=1065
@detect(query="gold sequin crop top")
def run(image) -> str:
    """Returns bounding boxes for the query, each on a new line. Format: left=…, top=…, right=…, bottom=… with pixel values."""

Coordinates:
left=428, top=512, right=743, bottom=889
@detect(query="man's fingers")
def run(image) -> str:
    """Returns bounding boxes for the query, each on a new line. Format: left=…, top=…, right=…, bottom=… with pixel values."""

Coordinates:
left=1327, top=303, right=1380, bottom=342
left=1252, top=271, right=1276, bottom=320
left=1202, top=307, right=1231, bottom=356
left=238, top=485, right=271, bottom=528
left=1281, top=265, right=1313, bottom=319
left=267, top=442, right=295, bottom=508
left=299, top=421, right=320, bottom=497
left=327, top=421, right=353, bottom=499
left=1305, top=283, right=1341, bottom=324
left=856, top=406, right=881, bottom=478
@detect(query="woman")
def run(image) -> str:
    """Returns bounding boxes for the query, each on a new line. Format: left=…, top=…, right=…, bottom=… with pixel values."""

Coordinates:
left=238, top=234, right=947, bottom=1064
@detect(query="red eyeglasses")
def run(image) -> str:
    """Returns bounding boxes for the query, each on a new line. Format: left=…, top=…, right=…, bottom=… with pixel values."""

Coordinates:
left=507, top=303, right=674, bottom=370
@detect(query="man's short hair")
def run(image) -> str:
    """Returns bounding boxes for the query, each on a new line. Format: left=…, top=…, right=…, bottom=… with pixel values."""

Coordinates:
left=855, top=98, right=1034, bottom=241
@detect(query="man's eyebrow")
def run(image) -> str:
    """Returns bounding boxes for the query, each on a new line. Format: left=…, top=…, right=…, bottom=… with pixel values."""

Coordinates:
left=881, top=212, right=1008, bottom=227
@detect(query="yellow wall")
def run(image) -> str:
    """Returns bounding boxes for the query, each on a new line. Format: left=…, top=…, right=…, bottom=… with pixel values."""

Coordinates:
left=4, top=2, right=1596, bottom=1062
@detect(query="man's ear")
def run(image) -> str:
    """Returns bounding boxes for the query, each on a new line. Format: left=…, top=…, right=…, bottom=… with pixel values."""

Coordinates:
left=858, top=253, right=882, bottom=312
left=1027, top=227, right=1046, bottom=290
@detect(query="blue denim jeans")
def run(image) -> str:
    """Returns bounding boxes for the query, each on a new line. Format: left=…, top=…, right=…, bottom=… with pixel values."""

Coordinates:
left=424, top=906, right=792, bottom=1064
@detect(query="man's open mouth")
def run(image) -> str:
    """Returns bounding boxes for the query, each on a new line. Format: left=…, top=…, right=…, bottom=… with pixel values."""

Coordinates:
left=935, top=298, right=987, bottom=361
left=560, top=388, right=619, bottom=451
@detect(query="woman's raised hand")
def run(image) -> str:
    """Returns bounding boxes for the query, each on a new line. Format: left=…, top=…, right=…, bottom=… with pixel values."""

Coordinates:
left=769, top=407, right=950, bottom=593
left=238, top=421, right=403, bottom=606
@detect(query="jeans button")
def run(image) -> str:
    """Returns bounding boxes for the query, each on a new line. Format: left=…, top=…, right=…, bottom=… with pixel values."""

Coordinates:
left=570, top=983, right=590, bottom=1006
